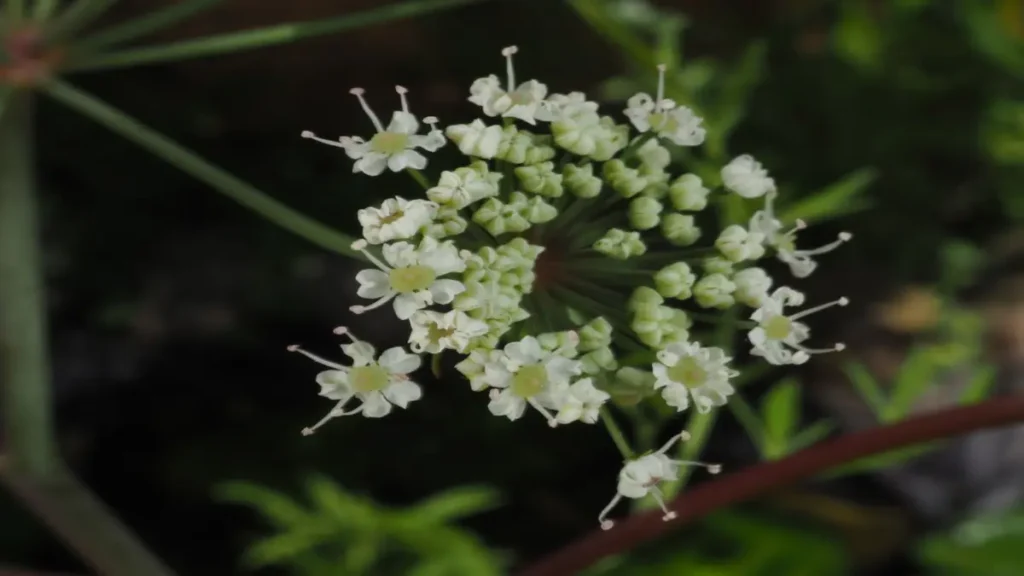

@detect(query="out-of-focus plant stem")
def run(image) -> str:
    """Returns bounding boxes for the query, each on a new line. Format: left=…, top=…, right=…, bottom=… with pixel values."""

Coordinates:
left=0, top=91, right=57, bottom=478
left=518, top=395, right=1024, bottom=576
left=0, top=91, right=177, bottom=576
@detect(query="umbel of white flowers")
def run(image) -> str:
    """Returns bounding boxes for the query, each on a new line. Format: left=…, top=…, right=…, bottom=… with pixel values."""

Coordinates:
left=295, top=46, right=853, bottom=529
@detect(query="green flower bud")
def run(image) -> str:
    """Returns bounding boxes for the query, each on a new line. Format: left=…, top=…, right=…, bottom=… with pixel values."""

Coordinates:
left=538, top=331, right=580, bottom=357
left=629, top=196, right=663, bottom=230
left=473, top=197, right=531, bottom=236
left=704, top=256, right=734, bottom=275
left=424, top=206, right=468, bottom=238
left=579, top=316, right=614, bottom=351
left=563, top=163, right=603, bottom=198
left=628, top=286, right=664, bottom=311
left=636, top=138, right=671, bottom=171
left=581, top=346, right=618, bottom=374
left=515, top=161, right=563, bottom=197
left=661, top=213, right=701, bottom=246
left=603, top=159, right=648, bottom=198
left=604, top=367, right=658, bottom=406
left=654, top=262, right=696, bottom=299
left=668, top=173, right=710, bottom=211
left=694, top=273, right=737, bottom=309
left=594, top=228, right=646, bottom=259
left=716, top=225, right=766, bottom=262
left=520, top=196, right=558, bottom=224
left=733, top=267, right=772, bottom=307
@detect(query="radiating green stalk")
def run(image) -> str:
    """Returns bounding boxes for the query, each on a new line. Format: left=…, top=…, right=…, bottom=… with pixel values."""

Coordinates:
left=0, top=92, right=57, bottom=478
left=408, top=169, right=431, bottom=190
left=75, top=0, right=222, bottom=50
left=65, top=0, right=483, bottom=72
left=42, top=79, right=362, bottom=259
left=600, top=409, right=634, bottom=459
left=1, top=466, right=178, bottom=576
left=32, top=0, right=62, bottom=22
left=45, top=0, right=119, bottom=41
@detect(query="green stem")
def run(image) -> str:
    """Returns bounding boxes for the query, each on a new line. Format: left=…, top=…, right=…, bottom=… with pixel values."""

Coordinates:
left=74, top=0, right=221, bottom=50
left=0, top=92, right=176, bottom=576
left=45, top=0, right=120, bottom=41
left=0, top=92, right=57, bottom=477
left=600, top=409, right=634, bottom=460
left=41, top=79, right=362, bottom=259
left=408, top=168, right=431, bottom=190
left=64, top=0, right=483, bottom=72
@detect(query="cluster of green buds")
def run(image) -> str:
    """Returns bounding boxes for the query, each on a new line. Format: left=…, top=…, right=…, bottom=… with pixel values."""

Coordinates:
left=292, top=46, right=853, bottom=528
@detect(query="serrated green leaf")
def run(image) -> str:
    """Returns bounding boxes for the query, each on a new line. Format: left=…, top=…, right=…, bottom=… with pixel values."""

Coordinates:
left=408, top=486, right=500, bottom=524
left=779, top=168, right=878, bottom=224
left=842, top=362, right=888, bottom=419
left=763, top=378, right=801, bottom=451
left=215, top=482, right=313, bottom=527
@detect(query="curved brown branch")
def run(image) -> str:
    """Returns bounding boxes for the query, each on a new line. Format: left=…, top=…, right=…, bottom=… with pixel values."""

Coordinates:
left=518, top=396, right=1024, bottom=576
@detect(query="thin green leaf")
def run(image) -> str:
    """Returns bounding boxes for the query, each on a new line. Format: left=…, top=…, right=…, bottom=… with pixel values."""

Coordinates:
left=75, top=0, right=222, bottom=50
left=887, top=347, right=939, bottom=421
left=842, top=362, right=888, bottom=418
left=344, top=535, right=382, bottom=575
left=409, top=486, right=500, bottom=524
left=41, top=79, right=361, bottom=259
left=306, top=476, right=376, bottom=528
left=215, top=482, right=313, bottom=527
left=960, top=365, right=997, bottom=405
left=788, top=420, right=835, bottom=452
left=823, top=444, right=936, bottom=478
left=763, top=378, right=800, bottom=450
left=729, top=395, right=768, bottom=458
left=45, top=0, right=119, bottom=41
left=567, top=0, right=657, bottom=70
left=779, top=167, right=878, bottom=224
left=65, top=0, right=483, bottom=72
left=244, top=529, right=330, bottom=567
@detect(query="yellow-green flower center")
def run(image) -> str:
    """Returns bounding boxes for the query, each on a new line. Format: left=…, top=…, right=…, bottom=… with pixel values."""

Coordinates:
left=763, top=315, right=793, bottom=340
left=511, top=363, right=547, bottom=398
left=370, top=131, right=409, bottom=154
left=777, top=235, right=797, bottom=253
left=649, top=112, right=678, bottom=133
left=389, top=265, right=436, bottom=293
left=667, top=356, right=707, bottom=388
left=350, top=365, right=389, bottom=393
left=427, top=322, right=456, bottom=344
left=379, top=210, right=405, bottom=224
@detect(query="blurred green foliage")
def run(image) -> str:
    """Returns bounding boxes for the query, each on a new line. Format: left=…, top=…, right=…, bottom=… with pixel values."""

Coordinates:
left=919, top=508, right=1024, bottom=576
left=217, top=476, right=503, bottom=576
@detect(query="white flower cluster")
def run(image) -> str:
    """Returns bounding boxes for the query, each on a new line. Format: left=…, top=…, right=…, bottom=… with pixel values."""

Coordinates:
left=295, top=46, right=854, bottom=529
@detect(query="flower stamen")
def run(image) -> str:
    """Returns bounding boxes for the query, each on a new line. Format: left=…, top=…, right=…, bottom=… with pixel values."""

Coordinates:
left=350, top=87, right=385, bottom=132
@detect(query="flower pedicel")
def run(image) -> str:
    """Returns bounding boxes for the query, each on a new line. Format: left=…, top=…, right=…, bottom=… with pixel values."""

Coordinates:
left=293, top=46, right=852, bottom=528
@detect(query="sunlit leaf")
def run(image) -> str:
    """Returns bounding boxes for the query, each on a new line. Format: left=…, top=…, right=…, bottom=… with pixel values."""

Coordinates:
left=779, top=168, right=877, bottom=224
left=408, top=486, right=501, bottom=524
left=216, top=482, right=313, bottom=528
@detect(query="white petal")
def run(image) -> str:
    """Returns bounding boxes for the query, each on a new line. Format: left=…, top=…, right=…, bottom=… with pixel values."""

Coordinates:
left=488, top=389, right=527, bottom=420
left=392, top=294, right=425, bottom=320
left=379, top=347, right=422, bottom=375
left=355, top=153, right=388, bottom=176
left=355, top=269, right=391, bottom=299
left=428, top=279, right=466, bottom=305
left=360, top=392, right=393, bottom=418
left=342, top=341, right=377, bottom=366
left=383, top=379, right=422, bottom=408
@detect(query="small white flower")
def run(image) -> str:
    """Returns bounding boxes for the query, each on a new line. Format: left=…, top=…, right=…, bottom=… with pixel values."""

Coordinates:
left=541, top=91, right=600, bottom=121
left=480, top=335, right=583, bottom=426
left=302, top=86, right=444, bottom=176
left=357, top=196, right=437, bottom=245
left=469, top=46, right=552, bottom=125
left=749, top=287, right=848, bottom=365
left=446, top=119, right=504, bottom=159
left=409, top=309, right=488, bottom=354
left=624, top=64, right=705, bottom=146
left=721, top=154, right=775, bottom=198
left=598, top=431, right=720, bottom=530
left=352, top=237, right=467, bottom=320
left=290, top=328, right=422, bottom=433
left=749, top=192, right=853, bottom=278
left=652, top=341, right=738, bottom=413
left=553, top=378, right=611, bottom=424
